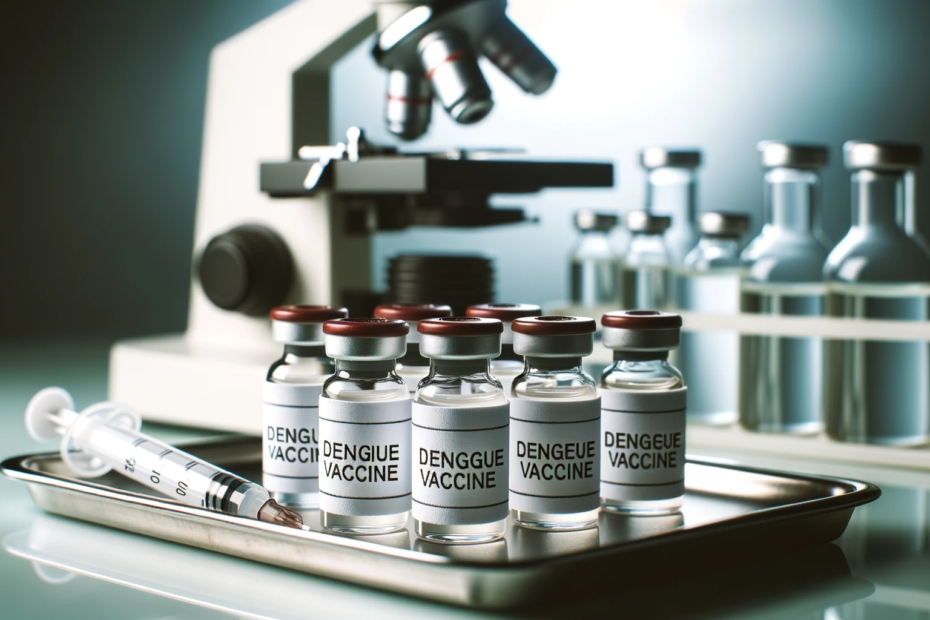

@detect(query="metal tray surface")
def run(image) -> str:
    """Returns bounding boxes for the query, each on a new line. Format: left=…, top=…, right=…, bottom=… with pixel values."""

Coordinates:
left=1, top=438, right=880, bottom=610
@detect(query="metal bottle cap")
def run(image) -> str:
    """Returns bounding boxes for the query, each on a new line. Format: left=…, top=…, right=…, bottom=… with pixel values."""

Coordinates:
left=625, top=211, right=672, bottom=235
left=270, top=305, right=349, bottom=345
left=323, top=318, right=408, bottom=361
left=512, top=316, right=596, bottom=358
left=601, top=311, right=681, bottom=352
left=466, top=303, right=542, bottom=344
left=574, top=210, right=619, bottom=232
left=374, top=303, right=453, bottom=344
left=640, top=148, right=701, bottom=170
left=697, top=212, right=750, bottom=238
left=757, top=142, right=828, bottom=169
left=844, top=141, right=922, bottom=170
left=418, top=317, right=503, bottom=360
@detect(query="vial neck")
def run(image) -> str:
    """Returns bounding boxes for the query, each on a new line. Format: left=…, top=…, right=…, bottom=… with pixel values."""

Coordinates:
left=284, top=344, right=326, bottom=359
left=766, top=167, right=819, bottom=233
left=613, top=351, right=669, bottom=362
left=431, top=359, right=491, bottom=377
left=335, top=359, right=397, bottom=378
left=525, top=357, right=583, bottom=372
left=852, top=170, right=905, bottom=229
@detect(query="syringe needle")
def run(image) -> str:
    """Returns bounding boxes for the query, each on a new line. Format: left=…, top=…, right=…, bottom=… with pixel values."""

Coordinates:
left=257, top=499, right=307, bottom=531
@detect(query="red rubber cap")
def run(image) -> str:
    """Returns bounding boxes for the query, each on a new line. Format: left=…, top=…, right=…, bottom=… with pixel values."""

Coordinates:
left=418, top=316, right=504, bottom=336
left=465, top=303, right=541, bottom=321
left=512, top=315, right=597, bottom=336
left=323, top=318, right=409, bottom=337
left=270, top=305, right=349, bottom=323
left=601, top=310, right=682, bottom=330
left=374, top=303, right=453, bottom=321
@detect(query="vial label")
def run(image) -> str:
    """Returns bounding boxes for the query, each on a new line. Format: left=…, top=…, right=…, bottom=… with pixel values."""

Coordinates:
left=263, top=382, right=322, bottom=495
left=600, top=387, right=687, bottom=503
left=412, top=403, right=509, bottom=526
left=509, top=398, right=600, bottom=515
left=318, top=397, right=412, bottom=517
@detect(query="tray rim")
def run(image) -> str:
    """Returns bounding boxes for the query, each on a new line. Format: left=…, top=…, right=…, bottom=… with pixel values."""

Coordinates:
left=0, top=444, right=882, bottom=571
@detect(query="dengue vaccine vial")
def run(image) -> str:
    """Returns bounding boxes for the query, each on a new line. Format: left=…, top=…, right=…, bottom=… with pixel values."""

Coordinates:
left=264, top=305, right=348, bottom=508
left=510, top=316, right=600, bottom=530
left=319, top=318, right=412, bottom=534
left=599, top=311, right=686, bottom=515
left=465, top=303, right=542, bottom=394
left=413, top=317, right=509, bottom=544
left=374, top=303, right=453, bottom=394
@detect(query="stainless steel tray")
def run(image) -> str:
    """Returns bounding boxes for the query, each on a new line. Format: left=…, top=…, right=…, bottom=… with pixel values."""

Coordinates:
left=2, top=438, right=880, bottom=610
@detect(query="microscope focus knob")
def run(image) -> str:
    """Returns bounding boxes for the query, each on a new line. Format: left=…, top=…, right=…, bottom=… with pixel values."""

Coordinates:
left=198, top=225, right=294, bottom=316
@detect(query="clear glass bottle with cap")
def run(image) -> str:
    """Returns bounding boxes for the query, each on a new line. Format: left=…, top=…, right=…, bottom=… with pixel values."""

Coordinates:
left=674, top=213, right=749, bottom=425
left=620, top=211, right=672, bottom=309
left=599, top=311, right=686, bottom=515
left=465, top=303, right=542, bottom=394
left=510, top=316, right=600, bottom=530
left=739, top=142, right=831, bottom=434
left=264, top=305, right=348, bottom=508
left=824, top=141, right=930, bottom=445
left=318, top=318, right=412, bottom=534
left=570, top=210, right=622, bottom=307
left=374, top=303, right=453, bottom=395
left=412, top=317, right=509, bottom=544
left=640, top=147, right=701, bottom=267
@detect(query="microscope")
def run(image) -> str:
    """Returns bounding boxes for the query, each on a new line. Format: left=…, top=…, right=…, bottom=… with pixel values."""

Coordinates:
left=109, top=0, right=614, bottom=432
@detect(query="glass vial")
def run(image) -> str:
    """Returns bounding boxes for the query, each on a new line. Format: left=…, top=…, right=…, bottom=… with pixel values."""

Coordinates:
left=510, top=316, right=600, bottom=530
left=319, top=318, right=412, bottom=534
left=599, top=311, right=686, bottom=515
left=621, top=211, right=672, bottom=309
left=739, top=142, right=831, bottom=434
left=824, top=141, right=930, bottom=446
left=264, top=305, right=348, bottom=508
left=640, top=147, right=701, bottom=266
left=675, top=213, right=749, bottom=425
left=570, top=210, right=622, bottom=307
left=466, top=303, right=542, bottom=394
left=413, top=317, right=509, bottom=544
left=374, top=303, right=453, bottom=395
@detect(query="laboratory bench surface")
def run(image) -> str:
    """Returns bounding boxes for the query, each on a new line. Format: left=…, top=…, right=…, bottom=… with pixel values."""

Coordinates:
left=0, top=338, right=927, bottom=619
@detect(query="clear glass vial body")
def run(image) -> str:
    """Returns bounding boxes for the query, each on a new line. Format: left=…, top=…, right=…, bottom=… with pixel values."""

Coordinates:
left=622, top=232, right=671, bottom=309
left=414, top=359, right=508, bottom=543
left=570, top=229, right=621, bottom=306
left=676, top=237, right=745, bottom=426
left=601, top=352, right=684, bottom=515
left=265, top=345, right=333, bottom=507
left=740, top=166, right=830, bottom=435
left=320, top=360, right=410, bottom=534
left=511, top=357, right=600, bottom=530
left=646, top=166, right=699, bottom=266
left=824, top=168, right=930, bottom=445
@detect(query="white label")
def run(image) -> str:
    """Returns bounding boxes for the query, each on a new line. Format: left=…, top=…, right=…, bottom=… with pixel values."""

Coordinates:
left=412, top=403, right=509, bottom=526
left=262, top=382, right=322, bottom=495
left=318, top=397, right=412, bottom=517
left=600, top=388, right=687, bottom=502
left=509, top=398, right=600, bottom=515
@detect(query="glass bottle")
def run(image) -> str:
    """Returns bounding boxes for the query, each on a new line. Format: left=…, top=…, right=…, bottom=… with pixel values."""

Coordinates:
left=465, top=303, right=541, bottom=394
left=640, top=147, right=701, bottom=267
left=319, top=318, right=412, bottom=534
left=374, top=303, right=453, bottom=395
left=510, top=316, right=600, bottom=530
left=412, top=317, right=509, bottom=543
left=620, top=211, right=672, bottom=309
left=264, top=305, right=348, bottom=508
left=569, top=209, right=621, bottom=307
left=824, top=141, right=930, bottom=445
left=739, top=142, right=831, bottom=434
left=674, top=213, right=749, bottom=425
left=600, top=311, right=686, bottom=515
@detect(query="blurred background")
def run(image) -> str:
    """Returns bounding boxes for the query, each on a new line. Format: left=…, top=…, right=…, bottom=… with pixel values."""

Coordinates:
left=2, top=0, right=930, bottom=341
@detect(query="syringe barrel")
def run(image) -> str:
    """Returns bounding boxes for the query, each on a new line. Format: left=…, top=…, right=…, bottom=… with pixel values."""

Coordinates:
left=72, top=416, right=267, bottom=518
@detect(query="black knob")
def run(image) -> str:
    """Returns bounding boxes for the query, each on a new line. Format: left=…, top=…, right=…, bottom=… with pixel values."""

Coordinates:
left=198, top=225, right=294, bottom=316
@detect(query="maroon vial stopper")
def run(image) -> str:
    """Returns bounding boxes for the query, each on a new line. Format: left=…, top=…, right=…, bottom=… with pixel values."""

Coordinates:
left=417, top=316, right=504, bottom=336
left=322, top=318, right=409, bottom=338
left=374, top=303, right=453, bottom=321
left=465, top=303, right=542, bottom=321
left=601, top=310, right=682, bottom=330
left=270, top=305, right=349, bottom=323
left=512, top=315, right=597, bottom=336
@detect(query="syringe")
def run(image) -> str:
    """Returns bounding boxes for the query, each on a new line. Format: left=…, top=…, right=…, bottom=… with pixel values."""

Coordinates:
left=25, top=387, right=308, bottom=531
